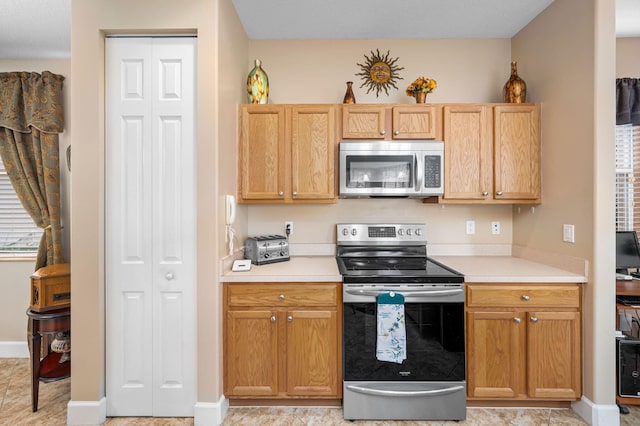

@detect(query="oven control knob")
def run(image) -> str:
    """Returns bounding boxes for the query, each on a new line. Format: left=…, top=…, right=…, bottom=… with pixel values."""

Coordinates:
left=342, top=228, right=349, bottom=236
left=406, top=229, right=412, bottom=236
left=415, top=229, right=423, bottom=236
left=397, top=229, right=403, bottom=236
left=351, top=229, right=357, bottom=236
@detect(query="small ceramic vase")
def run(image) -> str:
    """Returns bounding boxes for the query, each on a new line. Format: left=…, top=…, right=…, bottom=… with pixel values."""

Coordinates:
left=343, top=81, right=356, bottom=104
left=247, top=59, right=269, bottom=104
left=504, top=61, right=527, bottom=103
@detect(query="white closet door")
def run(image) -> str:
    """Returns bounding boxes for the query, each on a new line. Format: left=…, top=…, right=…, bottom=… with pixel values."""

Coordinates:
left=106, top=37, right=196, bottom=417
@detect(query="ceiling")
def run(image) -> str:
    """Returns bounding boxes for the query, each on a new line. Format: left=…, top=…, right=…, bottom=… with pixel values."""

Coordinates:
left=0, top=0, right=637, bottom=60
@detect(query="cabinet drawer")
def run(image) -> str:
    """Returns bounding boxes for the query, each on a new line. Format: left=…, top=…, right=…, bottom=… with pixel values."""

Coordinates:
left=466, top=284, right=580, bottom=308
left=227, top=283, right=339, bottom=307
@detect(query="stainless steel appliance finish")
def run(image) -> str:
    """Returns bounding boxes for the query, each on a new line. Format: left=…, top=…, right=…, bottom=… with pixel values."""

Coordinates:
left=337, top=223, right=466, bottom=421
left=339, top=141, right=444, bottom=198
left=244, top=235, right=289, bottom=265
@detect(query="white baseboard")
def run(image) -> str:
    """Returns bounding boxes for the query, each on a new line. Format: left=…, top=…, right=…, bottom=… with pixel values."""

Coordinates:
left=194, top=396, right=229, bottom=426
left=0, top=341, right=29, bottom=358
left=67, top=397, right=107, bottom=426
left=572, top=396, right=620, bottom=426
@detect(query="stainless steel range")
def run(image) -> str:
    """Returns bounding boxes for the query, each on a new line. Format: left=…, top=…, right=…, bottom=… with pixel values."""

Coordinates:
left=337, top=223, right=466, bottom=421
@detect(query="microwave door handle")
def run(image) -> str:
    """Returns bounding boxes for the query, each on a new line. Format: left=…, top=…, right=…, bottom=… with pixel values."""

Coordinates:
left=415, top=154, right=423, bottom=192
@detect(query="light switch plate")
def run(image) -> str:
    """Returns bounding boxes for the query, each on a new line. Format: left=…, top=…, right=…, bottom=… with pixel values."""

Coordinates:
left=562, top=224, right=575, bottom=243
left=232, top=259, right=252, bottom=272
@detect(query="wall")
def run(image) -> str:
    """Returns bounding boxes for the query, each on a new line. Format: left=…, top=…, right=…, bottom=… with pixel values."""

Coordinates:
left=70, top=0, right=246, bottom=412
left=242, top=39, right=515, bottom=248
left=512, top=0, right=617, bottom=412
left=617, top=37, right=640, bottom=77
left=0, top=59, right=70, bottom=347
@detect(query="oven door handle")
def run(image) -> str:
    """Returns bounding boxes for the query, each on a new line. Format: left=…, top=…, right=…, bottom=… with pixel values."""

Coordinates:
left=346, top=383, right=465, bottom=397
left=344, top=288, right=464, bottom=297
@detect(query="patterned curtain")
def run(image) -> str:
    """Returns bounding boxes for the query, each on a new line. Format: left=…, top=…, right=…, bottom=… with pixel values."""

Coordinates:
left=0, top=71, right=65, bottom=269
left=617, top=78, right=640, bottom=125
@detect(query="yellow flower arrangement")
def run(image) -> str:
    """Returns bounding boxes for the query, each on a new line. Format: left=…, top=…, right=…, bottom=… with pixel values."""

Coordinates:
left=405, top=76, right=437, bottom=96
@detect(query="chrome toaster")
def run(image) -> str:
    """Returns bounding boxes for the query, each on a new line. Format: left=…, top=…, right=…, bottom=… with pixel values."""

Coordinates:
left=244, top=235, right=290, bottom=265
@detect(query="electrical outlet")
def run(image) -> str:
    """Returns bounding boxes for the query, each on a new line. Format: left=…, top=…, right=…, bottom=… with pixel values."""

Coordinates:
left=562, top=224, right=574, bottom=243
left=285, top=221, right=294, bottom=235
left=491, top=221, right=500, bottom=235
left=466, top=220, right=475, bottom=235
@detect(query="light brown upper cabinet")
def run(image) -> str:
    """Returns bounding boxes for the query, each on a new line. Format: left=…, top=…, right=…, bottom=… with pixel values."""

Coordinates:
left=441, top=103, right=540, bottom=204
left=342, top=104, right=440, bottom=140
left=239, top=104, right=337, bottom=203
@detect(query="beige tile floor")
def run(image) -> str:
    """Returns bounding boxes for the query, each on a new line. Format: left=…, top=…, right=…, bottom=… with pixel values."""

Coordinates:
left=2, top=357, right=639, bottom=425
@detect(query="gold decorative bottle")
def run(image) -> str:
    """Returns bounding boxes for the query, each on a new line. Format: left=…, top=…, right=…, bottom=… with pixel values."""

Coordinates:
left=343, top=81, right=356, bottom=104
left=247, top=59, right=269, bottom=104
left=503, top=61, right=527, bottom=103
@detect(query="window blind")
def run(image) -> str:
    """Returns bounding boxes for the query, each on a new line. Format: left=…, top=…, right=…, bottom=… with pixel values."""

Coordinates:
left=616, top=124, right=640, bottom=232
left=0, top=156, right=41, bottom=254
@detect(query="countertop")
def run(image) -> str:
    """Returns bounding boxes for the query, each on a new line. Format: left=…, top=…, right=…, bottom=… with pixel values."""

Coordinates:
left=221, top=255, right=586, bottom=283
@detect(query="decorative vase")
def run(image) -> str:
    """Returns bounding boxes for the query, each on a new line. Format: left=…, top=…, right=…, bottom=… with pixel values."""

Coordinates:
left=503, top=61, right=527, bottom=103
left=343, top=81, right=356, bottom=104
left=247, top=59, right=269, bottom=104
left=51, top=331, right=71, bottom=363
left=415, top=92, right=427, bottom=104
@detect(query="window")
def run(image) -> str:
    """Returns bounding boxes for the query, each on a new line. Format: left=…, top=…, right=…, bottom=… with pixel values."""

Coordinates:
left=616, top=124, right=640, bottom=232
left=0, top=155, right=41, bottom=255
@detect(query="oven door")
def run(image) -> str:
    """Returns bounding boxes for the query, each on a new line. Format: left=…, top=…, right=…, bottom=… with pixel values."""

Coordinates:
left=343, top=300, right=465, bottom=382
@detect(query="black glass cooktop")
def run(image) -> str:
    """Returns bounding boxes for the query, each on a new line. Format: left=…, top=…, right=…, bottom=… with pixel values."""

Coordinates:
left=336, top=246, right=464, bottom=284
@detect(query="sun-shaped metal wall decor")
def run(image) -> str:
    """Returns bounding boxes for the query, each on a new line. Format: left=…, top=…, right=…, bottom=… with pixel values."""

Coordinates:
left=356, top=49, right=404, bottom=97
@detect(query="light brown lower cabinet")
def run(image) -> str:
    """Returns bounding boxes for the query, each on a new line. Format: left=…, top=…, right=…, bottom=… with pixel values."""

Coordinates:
left=224, top=282, right=342, bottom=401
left=466, top=283, right=582, bottom=401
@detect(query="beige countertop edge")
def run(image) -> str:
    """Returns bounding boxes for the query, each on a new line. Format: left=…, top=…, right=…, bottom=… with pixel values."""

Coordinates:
left=220, top=255, right=585, bottom=284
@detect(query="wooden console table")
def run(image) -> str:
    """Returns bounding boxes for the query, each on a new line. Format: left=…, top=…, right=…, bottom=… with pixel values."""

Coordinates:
left=26, top=307, right=70, bottom=412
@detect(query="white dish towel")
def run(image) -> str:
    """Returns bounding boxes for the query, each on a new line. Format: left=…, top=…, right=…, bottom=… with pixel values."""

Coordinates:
left=376, top=291, right=406, bottom=364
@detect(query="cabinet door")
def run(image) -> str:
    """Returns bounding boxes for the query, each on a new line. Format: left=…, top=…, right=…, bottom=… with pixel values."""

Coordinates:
left=466, top=311, right=526, bottom=399
left=291, top=106, right=336, bottom=200
left=443, top=105, right=492, bottom=201
left=225, top=310, right=278, bottom=396
left=342, top=106, right=386, bottom=139
left=527, top=311, right=581, bottom=399
left=239, top=105, right=286, bottom=201
left=392, top=105, right=438, bottom=139
left=286, top=309, right=339, bottom=397
left=494, top=105, right=541, bottom=201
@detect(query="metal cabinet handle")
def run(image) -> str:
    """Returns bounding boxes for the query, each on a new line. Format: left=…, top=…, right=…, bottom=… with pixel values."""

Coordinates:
left=530, top=317, right=538, bottom=323
left=165, top=273, right=175, bottom=280
left=521, top=295, right=530, bottom=301
left=482, top=191, right=489, bottom=196
left=496, top=191, right=503, bottom=196
left=278, top=191, right=284, bottom=196
left=279, top=294, right=285, bottom=301
left=514, top=317, right=522, bottom=323
left=292, top=191, right=297, bottom=196
left=270, top=316, right=276, bottom=322
left=394, top=130, right=400, bottom=135
left=287, top=315, right=293, bottom=322
left=380, top=130, right=386, bottom=135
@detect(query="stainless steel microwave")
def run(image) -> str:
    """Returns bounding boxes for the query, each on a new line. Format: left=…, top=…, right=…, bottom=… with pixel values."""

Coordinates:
left=339, top=141, right=444, bottom=198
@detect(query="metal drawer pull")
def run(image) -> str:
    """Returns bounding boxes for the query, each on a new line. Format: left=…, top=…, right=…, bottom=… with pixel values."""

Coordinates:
left=292, top=191, right=297, bottom=196
left=482, top=191, right=489, bottom=196
left=165, top=273, right=175, bottom=280
left=287, top=316, right=293, bottom=322
left=521, top=295, right=530, bottom=301
left=346, top=384, right=464, bottom=397
left=514, top=317, right=522, bottom=323
left=279, top=294, right=285, bottom=301
left=270, top=316, right=276, bottom=322
left=497, top=191, right=503, bottom=196
left=278, top=191, right=284, bottom=196
left=530, top=317, right=538, bottom=323
left=380, top=130, right=386, bottom=135
left=394, top=130, right=399, bottom=135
